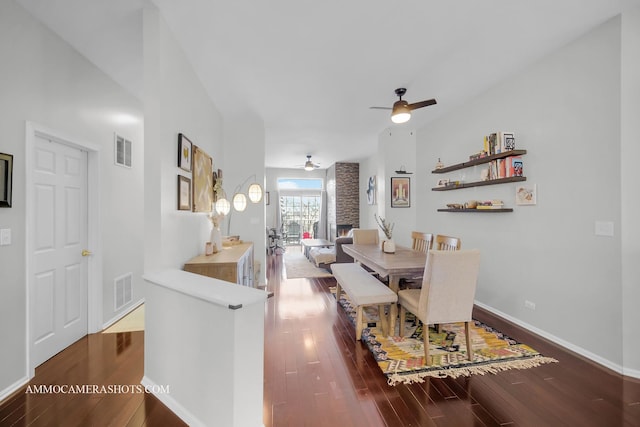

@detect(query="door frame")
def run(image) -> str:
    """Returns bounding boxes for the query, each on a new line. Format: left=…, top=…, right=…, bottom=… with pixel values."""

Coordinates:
left=25, top=121, right=103, bottom=377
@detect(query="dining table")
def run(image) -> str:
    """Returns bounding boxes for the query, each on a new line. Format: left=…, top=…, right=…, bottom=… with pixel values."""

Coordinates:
left=341, top=243, right=427, bottom=335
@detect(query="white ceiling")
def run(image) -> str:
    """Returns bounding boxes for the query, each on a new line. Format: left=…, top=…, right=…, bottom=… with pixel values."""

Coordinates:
left=17, top=0, right=638, bottom=169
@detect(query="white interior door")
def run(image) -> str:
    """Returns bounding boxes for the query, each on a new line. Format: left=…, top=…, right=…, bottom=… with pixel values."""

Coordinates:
left=31, top=135, right=88, bottom=367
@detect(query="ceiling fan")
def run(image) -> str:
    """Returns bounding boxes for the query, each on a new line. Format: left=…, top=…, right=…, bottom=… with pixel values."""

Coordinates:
left=370, top=88, right=437, bottom=124
left=298, top=155, right=320, bottom=171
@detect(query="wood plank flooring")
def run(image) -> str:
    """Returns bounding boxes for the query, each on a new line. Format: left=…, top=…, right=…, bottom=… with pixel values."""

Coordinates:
left=2, top=248, right=639, bottom=426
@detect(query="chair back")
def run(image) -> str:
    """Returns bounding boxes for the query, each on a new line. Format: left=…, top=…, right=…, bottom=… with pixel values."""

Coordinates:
left=419, top=250, right=480, bottom=325
left=352, top=229, right=379, bottom=245
left=435, top=234, right=461, bottom=250
left=411, top=231, right=433, bottom=253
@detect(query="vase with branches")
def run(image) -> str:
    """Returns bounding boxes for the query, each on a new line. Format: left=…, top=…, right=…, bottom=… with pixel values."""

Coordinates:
left=374, top=214, right=395, bottom=253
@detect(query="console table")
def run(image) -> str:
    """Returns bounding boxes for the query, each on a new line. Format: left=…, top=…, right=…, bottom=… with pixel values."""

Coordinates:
left=183, top=242, right=254, bottom=286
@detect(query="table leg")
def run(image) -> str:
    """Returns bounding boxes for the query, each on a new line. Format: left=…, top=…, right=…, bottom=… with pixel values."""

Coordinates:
left=388, top=275, right=400, bottom=336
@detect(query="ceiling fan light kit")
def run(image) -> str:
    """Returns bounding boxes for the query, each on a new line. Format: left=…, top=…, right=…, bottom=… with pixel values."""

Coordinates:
left=372, top=88, right=437, bottom=124
left=303, top=155, right=319, bottom=171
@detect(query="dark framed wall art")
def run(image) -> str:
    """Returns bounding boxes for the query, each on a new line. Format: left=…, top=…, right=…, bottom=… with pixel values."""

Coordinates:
left=0, top=153, right=13, bottom=208
left=390, top=176, right=410, bottom=208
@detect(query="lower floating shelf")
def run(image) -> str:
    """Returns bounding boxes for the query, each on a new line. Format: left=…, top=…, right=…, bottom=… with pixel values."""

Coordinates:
left=437, top=208, right=514, bottom=213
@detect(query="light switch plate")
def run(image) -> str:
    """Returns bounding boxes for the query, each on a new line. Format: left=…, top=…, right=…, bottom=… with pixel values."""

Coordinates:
left=0, top=228, right=11, bottom=246
left=595, top=221, right=614, bottom=237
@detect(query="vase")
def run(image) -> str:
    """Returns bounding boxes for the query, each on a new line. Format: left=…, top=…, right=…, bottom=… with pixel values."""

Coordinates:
left=210, top=226, right=222, bottom=253
left=382, top=239, right=395, bottom=254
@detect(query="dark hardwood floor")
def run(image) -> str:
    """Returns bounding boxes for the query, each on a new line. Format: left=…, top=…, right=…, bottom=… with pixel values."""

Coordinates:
left=2, top=248, right=639, bottom=426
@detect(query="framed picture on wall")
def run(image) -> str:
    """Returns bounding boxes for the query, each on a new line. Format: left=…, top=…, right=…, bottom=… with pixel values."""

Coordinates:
left=0, top=152, right=13, bottom=208
left=366, top=175, right=376, bottom=205
left=391, top=177, right=410, bottom=208
left=178, top=133, right=193, bottom=172
left=191, top=145, right=213, bottom=212
left=178, top=175, right=192, bottom=210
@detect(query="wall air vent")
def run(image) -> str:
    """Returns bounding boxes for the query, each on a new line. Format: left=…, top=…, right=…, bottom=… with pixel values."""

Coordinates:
left=114, top=273, right=133, bottom=310
left=114, top=134, right=132, bottom=168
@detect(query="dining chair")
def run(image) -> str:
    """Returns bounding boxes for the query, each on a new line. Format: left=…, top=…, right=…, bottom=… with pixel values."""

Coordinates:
left=434, top=234, right=461, bottom=250
left=411, top=231, right=434, bottom=253
left=397, top=249, right=481, bottom=365
left=352, top=229, right=379, bottom=245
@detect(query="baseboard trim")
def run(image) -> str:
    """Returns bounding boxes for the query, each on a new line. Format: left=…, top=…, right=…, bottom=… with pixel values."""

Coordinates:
left=101, top=298, right=145, bottom=331
left=474, top=301, right=637, bottom=379
left=140, top=376, right=204, bottom=427
left=0, top=375, right=29, bottom=404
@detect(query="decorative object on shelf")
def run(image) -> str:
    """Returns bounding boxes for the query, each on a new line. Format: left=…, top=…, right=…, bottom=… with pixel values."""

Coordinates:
left=394, top=166, right=413, bottom=174
left=435, top=158, right=444, bottom=170
left=465, top=200, right=478, bottom=209
left=177, top=175, right=192, bottom=210
left=205, top=242, right=214, bottom=256
left=476, top=200, right=504, bottom=210
left=480, top=168, right=490, bottom=181
left=0, top=152, right=13, bottom=208
left=446, top=203, right=464, bottom=209
left=366, top=176, right=376, bottom=205
left=374, top=214, right=395, bottom=254
left=436, top=178, right=449, bottom=187
left=177, top=133, right=192, bottom=172
left=192, top=145, right=213, bottom=212
left=516, top=184, right=537, bottom=205
left=390, top=176, right=410, bottom=208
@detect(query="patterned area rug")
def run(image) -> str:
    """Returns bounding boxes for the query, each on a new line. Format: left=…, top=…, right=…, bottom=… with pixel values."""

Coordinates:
left=331, top=287, right=558, bottom=385
left=284, top=252, right=333, bottom=279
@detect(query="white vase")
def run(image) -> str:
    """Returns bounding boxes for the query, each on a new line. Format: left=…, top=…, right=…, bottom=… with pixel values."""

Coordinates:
left=210, top=226, right=223, bottom=253
left=382, top=239, right=395, bottom=254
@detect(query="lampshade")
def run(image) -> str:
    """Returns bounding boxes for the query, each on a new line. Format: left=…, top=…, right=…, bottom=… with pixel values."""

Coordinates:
left=391, top=100, right=411, bottom=124
left=247, top=183, right=263, bottom=203
left=215, top=197, right=230, bottom=215
left=304, top=161, right=314, bottom=171
left=233, top=193, right=247, bottom=211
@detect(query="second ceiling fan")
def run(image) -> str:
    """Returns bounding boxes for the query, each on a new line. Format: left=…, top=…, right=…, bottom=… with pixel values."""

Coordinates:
left=371, top=88, right=436, bottom=124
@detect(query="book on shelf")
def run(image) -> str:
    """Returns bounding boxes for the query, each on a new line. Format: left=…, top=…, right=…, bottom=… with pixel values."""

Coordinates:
left=484, top=131, right=516, bottom=155
left=507, top=156, right=523, bottom=177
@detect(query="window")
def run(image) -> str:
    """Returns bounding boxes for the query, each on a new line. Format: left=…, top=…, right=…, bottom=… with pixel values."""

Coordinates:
left=278, top=179, right=323, bottom=244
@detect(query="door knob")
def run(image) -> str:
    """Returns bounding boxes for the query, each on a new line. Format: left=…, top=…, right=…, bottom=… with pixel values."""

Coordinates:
left=82, top=249, right=92, bottom=257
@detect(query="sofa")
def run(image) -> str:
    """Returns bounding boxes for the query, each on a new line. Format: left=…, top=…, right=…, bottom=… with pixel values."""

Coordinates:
left=310, top=236, right=354, bottom=270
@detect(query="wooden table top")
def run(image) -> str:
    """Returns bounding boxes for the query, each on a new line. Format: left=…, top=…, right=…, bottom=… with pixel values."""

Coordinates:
left=342, top=243, right=426, bottom=278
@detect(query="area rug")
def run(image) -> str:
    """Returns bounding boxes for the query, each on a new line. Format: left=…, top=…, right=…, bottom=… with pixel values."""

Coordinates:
left=284, top=252, right=333, bottom=279
left=330, top=288, right=558, bottom=385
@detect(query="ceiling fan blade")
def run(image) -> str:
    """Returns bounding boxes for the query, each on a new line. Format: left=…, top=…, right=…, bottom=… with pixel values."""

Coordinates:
left=369, top=106, right=392, bottom=110
left=408, top=99, right=437, bottom=110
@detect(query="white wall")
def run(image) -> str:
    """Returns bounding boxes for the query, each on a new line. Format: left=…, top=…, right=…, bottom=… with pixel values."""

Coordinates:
left=0, top=0, right=144, bottom=396
left=143, top=5, right=223, bottom=272
left=417, top=16, right=624, bottom=370
left=621, top=7, right=640, bottom=376
left=222, top=114, right=266, bottom=285
left=377, top=129, right=417, bottom=248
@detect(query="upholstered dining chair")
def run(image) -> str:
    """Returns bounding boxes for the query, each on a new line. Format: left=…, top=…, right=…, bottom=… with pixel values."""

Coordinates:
left=397, top=249, right=481, bottom=365
left=434, top=234, right=461, bottom=251
left=411, top=231, right=434, bottom=253
left=352, top=229, right=379, bottom=245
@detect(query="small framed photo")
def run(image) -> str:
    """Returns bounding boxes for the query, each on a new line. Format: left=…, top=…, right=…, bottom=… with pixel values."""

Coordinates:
left=178, top=175, right=192, bottom=210
left=178, top=133, right=192, bottom=172
left=436, top=178, right=450, bottom=187
left=0, top=152, right=13, bottom=208
left=516, top=184, right=537, bottom=205
left=391, top=177, right=410, bottom=208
